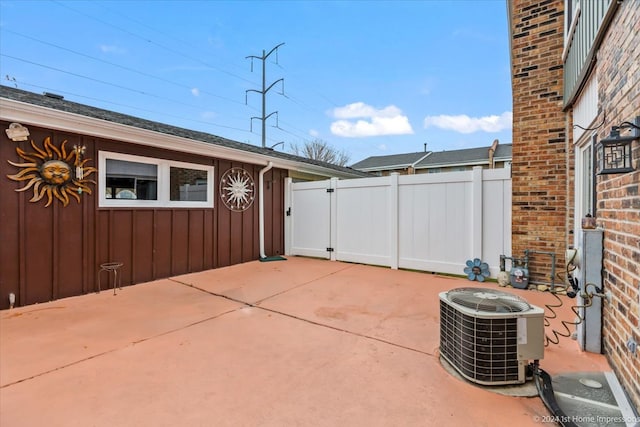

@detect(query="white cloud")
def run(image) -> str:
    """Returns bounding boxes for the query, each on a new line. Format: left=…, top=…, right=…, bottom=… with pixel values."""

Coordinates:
left=201, top=111, right=217, bottom=120
left=423, top=111, right=512, bottom=134
left=309, top=129, right=319, bottom=138
left=330, top=102, right=414, bottom=138
left=99, top=45, right=125, bottom=54
left=191, top=88, right=200, bottom=97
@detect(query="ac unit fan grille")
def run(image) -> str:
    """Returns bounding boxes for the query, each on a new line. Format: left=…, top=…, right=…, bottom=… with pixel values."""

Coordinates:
left=447, top=287, right=531, bottom=313
left=440, top=300, right=521, bottom=384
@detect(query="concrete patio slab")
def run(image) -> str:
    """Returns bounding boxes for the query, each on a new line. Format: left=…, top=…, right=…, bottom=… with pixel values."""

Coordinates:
left=259, top=263, right=472, bottom=355
left=0, top=257, right=615, bottom=426
left=171, top=256, right=351, bottom=304
left=1, top=279, right=242, bottom=387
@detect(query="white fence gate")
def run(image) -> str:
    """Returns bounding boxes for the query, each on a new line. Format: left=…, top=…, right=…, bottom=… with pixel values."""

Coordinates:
left=284, top=166, right=511, bottom=277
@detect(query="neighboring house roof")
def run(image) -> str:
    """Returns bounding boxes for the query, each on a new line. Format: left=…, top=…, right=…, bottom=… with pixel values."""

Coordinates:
left=493, top=143, right=512, bottom=160
left=0, top=86, right=368, bottom=179
left=351, top=144, right=512, bottom=173
left=415, top=144, right=512, bottom=169
left=351, top=152, right=430, bottom=172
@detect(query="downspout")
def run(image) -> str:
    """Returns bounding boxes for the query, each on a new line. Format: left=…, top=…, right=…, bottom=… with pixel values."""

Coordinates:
left=259, top=161, right=273, bottom=259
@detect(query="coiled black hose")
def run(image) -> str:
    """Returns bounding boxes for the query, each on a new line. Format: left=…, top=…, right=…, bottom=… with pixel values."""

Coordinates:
left=543, top=283, right=604, bottom=347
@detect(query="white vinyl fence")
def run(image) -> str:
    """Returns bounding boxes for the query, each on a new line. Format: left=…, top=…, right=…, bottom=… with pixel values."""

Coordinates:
left=284, top=166, right=511, bottom=278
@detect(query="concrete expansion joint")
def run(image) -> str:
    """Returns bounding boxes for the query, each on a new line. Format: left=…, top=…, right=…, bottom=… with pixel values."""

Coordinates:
left=169, top=263, right=355, bottom=307
left=258, top=304, right=439, bottom=359
left=168, top=278, right=255, bottom=307
left=253, top=263, right=357, bottom=305
left=1, top=346, right=123, bottom=390
left=0, top=306, right=241, bottom=390
left=167, top=275, right=436, bottom=359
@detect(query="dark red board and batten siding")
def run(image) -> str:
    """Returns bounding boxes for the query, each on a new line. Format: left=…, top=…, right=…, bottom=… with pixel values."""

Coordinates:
left=0, top=121, right=285, bottom=309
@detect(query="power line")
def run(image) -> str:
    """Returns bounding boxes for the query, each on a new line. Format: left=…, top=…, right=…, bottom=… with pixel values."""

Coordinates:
left=2, top=52, right=311, bottom=145
left=1, top=51, right=322, bottom=148
left=0, top=80, right=253, bottom=135
left=93, top=1, right=250, bottom=76
left=1, top=28, right=247, bottom=108
left=2, top=3, right=337, bottom=149
left=32, top=2, right=321, bottom=143
left=51, top=0, right=258, bottom=86
left=2, top=54, right=198, bottom=107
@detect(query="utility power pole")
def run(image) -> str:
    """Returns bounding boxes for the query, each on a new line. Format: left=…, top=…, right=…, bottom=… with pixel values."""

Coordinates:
left=246, top=43, right=285, bottom=148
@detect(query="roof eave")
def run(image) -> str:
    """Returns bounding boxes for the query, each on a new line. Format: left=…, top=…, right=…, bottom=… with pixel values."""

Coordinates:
left=354, top=164, right=411, bottom=172
left=0, top=98, right=361, bottom=179
left=414, top=160, right=490, bottom=169
left=354, top=153, right=431, bottom=172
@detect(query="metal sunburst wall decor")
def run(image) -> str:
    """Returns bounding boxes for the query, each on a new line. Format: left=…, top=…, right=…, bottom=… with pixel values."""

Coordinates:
left=6, top=137, right=96, bottom=207
left=219, top=167, right=255, bottom=212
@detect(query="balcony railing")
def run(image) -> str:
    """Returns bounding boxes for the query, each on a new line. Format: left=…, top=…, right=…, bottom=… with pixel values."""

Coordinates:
left=563, top=0, right=617, bottom=108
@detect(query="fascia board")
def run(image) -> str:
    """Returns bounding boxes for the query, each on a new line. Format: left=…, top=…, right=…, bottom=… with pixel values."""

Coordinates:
left=1, top=98, right=356, bottom=178
left=493, top=156, right=512, bottom=162
left=414, top=160, right=489, bottom=169
left=356, top=164, right=411, bottom=172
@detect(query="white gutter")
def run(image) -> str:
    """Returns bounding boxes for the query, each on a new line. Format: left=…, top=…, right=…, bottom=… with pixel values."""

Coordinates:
left=258, top=161, right=273, bottom=259
left=415, top=160, right=491, bottom=170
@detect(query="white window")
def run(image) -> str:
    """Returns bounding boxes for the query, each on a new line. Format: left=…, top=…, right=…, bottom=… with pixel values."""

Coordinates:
left=99, top=151, right=214, bottom=208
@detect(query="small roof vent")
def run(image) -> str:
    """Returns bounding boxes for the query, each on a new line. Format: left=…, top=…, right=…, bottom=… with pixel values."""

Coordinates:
left=43, top=92, right=64, bottom=100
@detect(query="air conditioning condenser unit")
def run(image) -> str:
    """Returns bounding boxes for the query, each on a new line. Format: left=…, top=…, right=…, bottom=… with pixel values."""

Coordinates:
left=439, top=287, right=545, bottom=386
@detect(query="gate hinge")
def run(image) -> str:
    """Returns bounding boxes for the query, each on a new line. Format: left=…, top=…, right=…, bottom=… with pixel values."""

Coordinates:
left=326, top=188, right=335, bottom=193
left=326, top=247, right=334, bottom=252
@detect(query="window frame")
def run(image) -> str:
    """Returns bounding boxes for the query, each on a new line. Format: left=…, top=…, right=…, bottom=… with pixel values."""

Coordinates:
left=575, top=134, right=595, bottom=219
left=98, top=151, right=214, bottom=208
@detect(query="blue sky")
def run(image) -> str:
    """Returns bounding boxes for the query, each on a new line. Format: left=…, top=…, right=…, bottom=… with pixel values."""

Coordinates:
left=0, top=0, right=512, bottom=164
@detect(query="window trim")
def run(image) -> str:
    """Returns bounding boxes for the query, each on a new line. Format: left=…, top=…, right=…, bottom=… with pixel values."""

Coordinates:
left=575, top=134, right=595, bottom=221
left=99, top=151, right=214, bottom=208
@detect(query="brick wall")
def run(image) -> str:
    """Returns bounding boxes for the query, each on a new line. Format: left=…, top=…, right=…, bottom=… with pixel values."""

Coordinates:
left=510, top=0, right=571, bottom=285
left=595, top=0, right=640, bottom=410
left=510, top=0, right=639, bottom=411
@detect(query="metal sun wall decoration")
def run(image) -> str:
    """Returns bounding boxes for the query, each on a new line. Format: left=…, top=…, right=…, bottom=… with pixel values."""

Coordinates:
left=219, top=167, right=255, bottom=212
left=6, top=137, right=97, bottom=207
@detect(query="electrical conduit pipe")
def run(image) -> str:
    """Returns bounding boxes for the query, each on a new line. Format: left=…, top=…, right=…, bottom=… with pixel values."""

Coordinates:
left=258, top=161, right=273, bottom=259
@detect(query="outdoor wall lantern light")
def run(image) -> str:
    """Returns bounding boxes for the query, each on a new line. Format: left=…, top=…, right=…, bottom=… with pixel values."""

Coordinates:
left=598, top=116, right=639, bottom=174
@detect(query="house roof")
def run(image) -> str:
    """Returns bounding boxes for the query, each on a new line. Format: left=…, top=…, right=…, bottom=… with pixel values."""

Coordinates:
left=414, top=144, right=512, bottom=169
left=351, top=144, right=512, bottom=172
left=351, top=151, right=430, bottom=171
left=0, top=86, right=369, bottom=179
